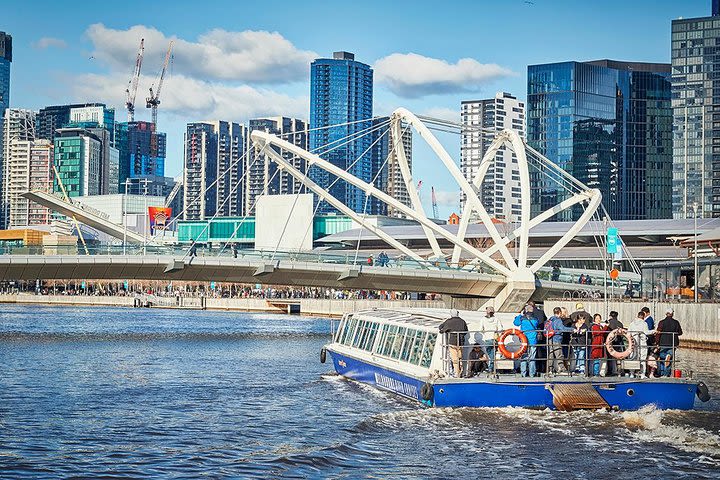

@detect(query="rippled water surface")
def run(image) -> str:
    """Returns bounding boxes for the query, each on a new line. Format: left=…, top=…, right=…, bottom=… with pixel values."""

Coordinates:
left=1, top=305, right=719, bottom=479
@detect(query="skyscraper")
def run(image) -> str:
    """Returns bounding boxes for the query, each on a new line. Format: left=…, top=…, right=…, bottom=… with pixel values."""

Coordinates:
left=2, top=109, right=35, bottom=228
left=370, top=117, right=413, bottom=217
left=527, top=60, right=672, bottom=221
left=0, top=32, right=12, bottom=218
left=53, top=128, right=102, bottom=198
left=67, top=105, right=118, bottom=195
left=245, top=117, right=307, bottom=214
left=460, top=92, right=525, bottom=221
left=3, top=139, right=53, bottom=228
left=36, top=103, right=108, bottom=141
left=115, top=121, right=166, bottom=183
left=671, top=4, right=720, bottom=217
left=310, top=51, right=373, bottom=214
left=183, top=121, right=246, bottom=220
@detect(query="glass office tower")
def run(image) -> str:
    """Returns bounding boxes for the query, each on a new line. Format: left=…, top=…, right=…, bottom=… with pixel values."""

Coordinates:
left=527, top=60, right=672, bottom=221
left=310, top=51, right=373, bottom=214
left=0, top=32, right=12, bottom=210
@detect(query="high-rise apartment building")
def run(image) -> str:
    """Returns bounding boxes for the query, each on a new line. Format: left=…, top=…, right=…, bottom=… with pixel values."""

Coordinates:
left=53, top=128, right=102, bottom=197
left=2, top=109, right=35, bottom=228
left=527, top=60, right=672, bottom=221
left=370, top=117, right=413, bottom=217
left=183, top=121, right=246, bottom=220
left=672, top=4, right=720, bottom=217
left=310, top=51, right=373, bottom=214
left=3, top=139, right=53, bottom=228
left=460, top=92, right=525, bottom=221
left=245, top=117, right=307, bottom=214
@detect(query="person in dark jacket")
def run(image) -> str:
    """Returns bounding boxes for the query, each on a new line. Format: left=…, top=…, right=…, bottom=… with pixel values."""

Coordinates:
left=570, top=315, right=589, bottom=374
left=466, top=344, right=489, bottom=377
left=527, top=301, right=547, bottom=373
left=439, top=311, right=468, bottom=378
left=606, top=311, right=624, bottom=376
left=656, top=308, right=683, bottom=377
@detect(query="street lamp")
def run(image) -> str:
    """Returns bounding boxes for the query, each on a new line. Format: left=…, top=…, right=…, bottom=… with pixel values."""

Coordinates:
left=123, top=178, right=132, bottom=255
left=693, top=202, right=699, bottom=303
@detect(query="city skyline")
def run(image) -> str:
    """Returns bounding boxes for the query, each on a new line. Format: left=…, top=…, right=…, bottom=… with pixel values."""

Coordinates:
left=0, top=0, right=712, bottom=216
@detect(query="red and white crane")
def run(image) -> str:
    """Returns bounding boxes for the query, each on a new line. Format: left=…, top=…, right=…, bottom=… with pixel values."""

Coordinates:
left=125, top=38, right=144, bottom=122
left=146, top=41, right=174, bottom=127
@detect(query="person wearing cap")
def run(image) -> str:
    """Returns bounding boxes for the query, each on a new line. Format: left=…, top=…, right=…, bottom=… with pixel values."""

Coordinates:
left=479, top=306, right=501, bottom=373
left=514, top=304, right=540, bottom=377
left=656, top=308, right=683, bottom=377
left=466, top=344, right=490, bottom=377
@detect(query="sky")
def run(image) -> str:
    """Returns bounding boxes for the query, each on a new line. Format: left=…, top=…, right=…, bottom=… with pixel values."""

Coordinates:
left=1, top=0, right=712, bottom=217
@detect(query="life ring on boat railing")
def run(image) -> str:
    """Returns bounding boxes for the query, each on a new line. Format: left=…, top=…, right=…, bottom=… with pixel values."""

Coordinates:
left=320, top=347, right=327, bottom=364
left=697, top=381, right=711, bottom=402
left=605, top=328, right=634, bottom=360
left=420, top=383, right=434, bottom=401
left=497, top=328, right=528, bottom=360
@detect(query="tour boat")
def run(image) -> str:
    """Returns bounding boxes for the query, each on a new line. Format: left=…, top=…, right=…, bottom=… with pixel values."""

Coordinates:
left=321, top=308, right=711, bottom=411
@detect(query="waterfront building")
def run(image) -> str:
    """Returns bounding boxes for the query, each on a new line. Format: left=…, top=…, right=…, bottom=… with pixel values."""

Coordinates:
left=53, top=128, right=102, bottom=197
left=527, top=60, right=672, bottom=221
left=2, top=109, right=35, bottom=228
left=183, top=121, right=247, bottom=220
left=671, top=3, right=720, bottom=218
left=0, top=32, right=11, bottom=200
left=36, top=103, right=107, bottom=142
left=370, top=117, right=413, bottom=217
left=115, top=121, right=165, bottom=185
left=310, top=51, right=373, bottom=214
left=3, top=139, right=53, bottom=228
left=461, top=92, right=525, bottom=221
left=245, top=117, right=308, bottom=215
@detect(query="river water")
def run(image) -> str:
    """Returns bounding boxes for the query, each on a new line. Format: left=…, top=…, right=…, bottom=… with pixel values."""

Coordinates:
left=0, top=305, right=718, bottom=479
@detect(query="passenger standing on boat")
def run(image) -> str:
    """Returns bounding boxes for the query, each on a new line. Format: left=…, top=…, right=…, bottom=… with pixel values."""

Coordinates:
left=641, top=306, right=656, bottom=357
left=479, top=306, right=501, bottom=373
left=560, top=307, right=572, bottom=360
left=607, top=311, right=624, bottom=376
left=514, top=305, right=540, bottom=377
left=656, top=308, right=683, bottom=377
left=570, top=316, right=589, bottom=374
left=438, top=312, right=468, bottom=378
left=628, top=311, right=653, bottom=377
left=527, top=301, right=547, bottom=373
left=570, top=303, right=592, bottom=327
left=546, top=307, right=574, bottom=374
left=467, top=344, right=489, bottom=377
left=590, top=314, right=609, bottom=376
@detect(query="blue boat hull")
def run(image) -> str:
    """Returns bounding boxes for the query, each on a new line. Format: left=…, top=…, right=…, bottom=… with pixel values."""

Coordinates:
left=328, top=350, right=698, bottom=411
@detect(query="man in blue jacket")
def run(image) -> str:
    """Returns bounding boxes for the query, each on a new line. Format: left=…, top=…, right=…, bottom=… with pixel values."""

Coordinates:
left=514, top=304, right=540, bottom=377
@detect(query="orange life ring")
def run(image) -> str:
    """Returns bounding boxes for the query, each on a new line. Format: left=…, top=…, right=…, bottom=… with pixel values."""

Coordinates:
left=605, top=328, right=634, bottom=360
left=498, top=328, right=528, bottom=360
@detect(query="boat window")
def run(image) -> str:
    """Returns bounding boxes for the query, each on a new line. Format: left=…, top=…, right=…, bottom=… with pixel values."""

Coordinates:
left=373, top=324, right=388, bottom=354
left=420, top=333, right=437, bottom=368
left=381, top=325, right=399, bottom=356
left=399, top=329, right=418, bottom=362
left=390, top=327, right=408, bottom=359
left=334, top=315, right=350, bottom=343
left=361, top=321, right=379, bottom=351
left=407, top=331, right=427, bottom=365
left=342, top=317, right=358, bottom=346
left=352, top=320, right=368, bottom=348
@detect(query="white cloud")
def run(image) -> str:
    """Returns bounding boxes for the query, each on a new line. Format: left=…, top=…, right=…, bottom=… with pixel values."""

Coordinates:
left=374, top=53, right=514, bottom=98
left=85, top=23, right=317, bottom=84
left=420, top=107, right=458, bottom=123
left=433, top=189, right=460, bottom=208
left=71, top=72, right=308, bottom=122
left=33, top=37, right=67, bottom=49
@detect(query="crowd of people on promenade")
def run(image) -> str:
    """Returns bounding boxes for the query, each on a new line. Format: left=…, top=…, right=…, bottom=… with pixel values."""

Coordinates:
left=441, top=302, right=684, bottom=379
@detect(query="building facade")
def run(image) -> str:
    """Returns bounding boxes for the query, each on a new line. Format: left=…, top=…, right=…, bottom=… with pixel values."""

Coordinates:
left=3, top=139, right=53, bottom=228
left=461, top=92, right=525, bottom=221
left=310, top=51, right=374, bottom=214
left=53, top=128, right=102, bottom=198
left=2, top=109, right=35, bottom=228
left=36, top=103, right=107, bottom=141
left=245, top=117, right=308, bottom=215
left=370, top=118, right=414, bottom=217
left=0, top=32, right=11, bottom=201
left=115, top=121, right=166, bottom=184
left=527, top=60, right=672, bottom=221
left=671, top=6, right=720, bottom=218
left=183, top=121, right=246, bottom=220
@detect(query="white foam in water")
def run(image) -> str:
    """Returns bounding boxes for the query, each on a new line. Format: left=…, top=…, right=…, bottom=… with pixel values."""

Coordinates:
left=622, top=406, right=720, bottom=462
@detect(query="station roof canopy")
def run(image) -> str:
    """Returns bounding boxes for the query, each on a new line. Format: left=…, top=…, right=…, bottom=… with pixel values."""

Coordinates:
left=318, top=218, right=720, bottom=249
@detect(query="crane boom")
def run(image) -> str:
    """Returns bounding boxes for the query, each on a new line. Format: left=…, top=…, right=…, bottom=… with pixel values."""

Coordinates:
left=146, top=41, right=174, bottom=126
left=125, top=38, right=144, bottom=122
left=431, top=186, right=439, bottom=219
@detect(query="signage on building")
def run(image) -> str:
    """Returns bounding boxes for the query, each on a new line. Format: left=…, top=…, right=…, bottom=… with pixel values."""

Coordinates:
left=148, top=207, right=172, bottom=234
left=606, top=227, right=619, bottom=254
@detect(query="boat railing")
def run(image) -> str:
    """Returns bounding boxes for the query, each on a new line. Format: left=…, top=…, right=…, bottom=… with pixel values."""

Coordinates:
left=440, top=329, right=685, bottom=380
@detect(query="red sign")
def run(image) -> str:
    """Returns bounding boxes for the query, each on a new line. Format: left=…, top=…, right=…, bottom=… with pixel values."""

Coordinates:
left=148, top=207, right=172, bottom=234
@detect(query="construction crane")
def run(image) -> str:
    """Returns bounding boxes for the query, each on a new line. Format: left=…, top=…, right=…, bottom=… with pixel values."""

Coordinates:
left=125, top=38, right=144, bottom=122
left=431, top=186, right=439, bottom=219
left=146, top=41, right=174, bottom=126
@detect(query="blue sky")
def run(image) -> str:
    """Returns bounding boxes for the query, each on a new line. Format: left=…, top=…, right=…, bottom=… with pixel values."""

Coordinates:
left=2, top=0, right=711, bottom=216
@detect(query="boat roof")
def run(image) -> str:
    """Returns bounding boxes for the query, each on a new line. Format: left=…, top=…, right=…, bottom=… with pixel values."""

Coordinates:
left=352, top=307, right=517, bottom=331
